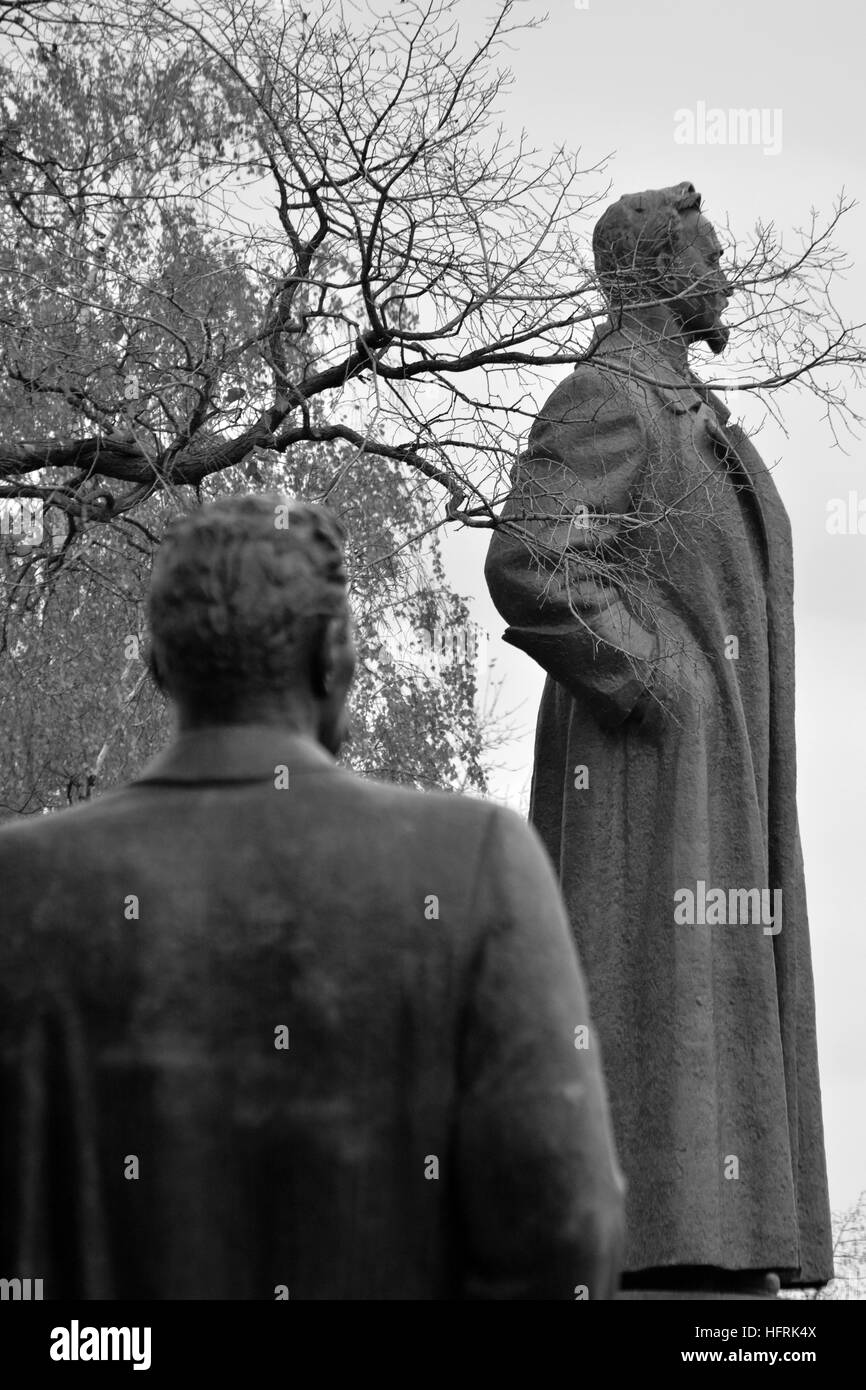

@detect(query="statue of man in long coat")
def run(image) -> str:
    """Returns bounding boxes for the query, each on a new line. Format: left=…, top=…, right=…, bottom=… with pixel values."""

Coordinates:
left=485, top=182, right=834, bottom=1296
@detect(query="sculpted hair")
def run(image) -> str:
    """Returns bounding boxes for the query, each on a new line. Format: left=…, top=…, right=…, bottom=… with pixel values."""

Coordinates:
left=147, top=493, right=349, bottom=708
left=592, top=181, right=703, bottom=306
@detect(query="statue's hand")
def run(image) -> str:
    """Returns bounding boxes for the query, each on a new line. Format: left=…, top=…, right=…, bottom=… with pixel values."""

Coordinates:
left=629, top=644, right=714, bottom=738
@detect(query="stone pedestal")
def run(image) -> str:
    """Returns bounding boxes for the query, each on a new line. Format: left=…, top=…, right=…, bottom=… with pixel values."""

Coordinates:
left=616, top=1270, right=781, bottom=1300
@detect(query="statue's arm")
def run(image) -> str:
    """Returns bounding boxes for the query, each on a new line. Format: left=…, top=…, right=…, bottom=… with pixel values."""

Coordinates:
left=484, top=367, right=668, bottom=728
left=455, top=805, right=625, bottom=1300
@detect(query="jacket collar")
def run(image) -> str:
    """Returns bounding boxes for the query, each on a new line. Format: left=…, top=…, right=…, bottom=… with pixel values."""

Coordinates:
left=132, top=724, right=337, bottom=784
left=587, top=322, right=732, bottom=427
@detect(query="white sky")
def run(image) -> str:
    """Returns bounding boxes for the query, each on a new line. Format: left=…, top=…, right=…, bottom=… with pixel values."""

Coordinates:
left=441, top=0, right=866, bottom=1214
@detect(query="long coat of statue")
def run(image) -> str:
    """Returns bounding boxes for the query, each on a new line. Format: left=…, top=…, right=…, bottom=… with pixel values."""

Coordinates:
left=485, top=323, right=833, bottom=1286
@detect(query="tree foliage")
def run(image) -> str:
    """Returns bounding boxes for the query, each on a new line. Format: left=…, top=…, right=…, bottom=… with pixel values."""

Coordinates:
left=0, top=16, right=498, bottom=813
left=1, top=0, right=860, bottom=540
left=0, top=0, right=863, bottom=807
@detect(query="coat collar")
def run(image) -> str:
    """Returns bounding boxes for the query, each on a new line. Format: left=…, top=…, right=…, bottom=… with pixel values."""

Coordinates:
left=586, top=322, right=769, bottom=570
left=586, top=322, right=732, bottom=428
left=132, top=724, right=337, bottom=784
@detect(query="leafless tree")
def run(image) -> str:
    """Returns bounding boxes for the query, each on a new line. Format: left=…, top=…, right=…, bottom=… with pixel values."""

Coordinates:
left=0, top=0, right=860, bottom=561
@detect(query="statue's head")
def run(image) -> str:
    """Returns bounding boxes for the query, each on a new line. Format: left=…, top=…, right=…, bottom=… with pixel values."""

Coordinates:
left=592, top=181, right=732, bottom=354
left=147, top=493, right=355, bottom=754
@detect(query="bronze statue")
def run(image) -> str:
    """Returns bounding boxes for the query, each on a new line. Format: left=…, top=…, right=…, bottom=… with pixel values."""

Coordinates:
left=0, top=494, right=624, bottom=1299
left=486, top=183, right=833, bottom=1298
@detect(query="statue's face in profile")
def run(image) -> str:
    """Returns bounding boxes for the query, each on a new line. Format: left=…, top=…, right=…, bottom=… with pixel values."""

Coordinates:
left=663, top=210, right=732, bottom=354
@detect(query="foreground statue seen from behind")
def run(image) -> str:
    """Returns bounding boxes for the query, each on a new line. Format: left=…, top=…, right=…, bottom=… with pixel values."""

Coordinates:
left=0, top=494, right=625, bottom=1299
left=485, top=182, right=834, bottom=1297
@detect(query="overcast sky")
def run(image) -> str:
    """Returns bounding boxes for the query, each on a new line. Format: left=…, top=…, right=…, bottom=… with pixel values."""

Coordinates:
left=441, top=0, right=866, bottom=1214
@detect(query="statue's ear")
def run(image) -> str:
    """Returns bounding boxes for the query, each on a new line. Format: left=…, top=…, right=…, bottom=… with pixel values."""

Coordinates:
left=311, top=613, right=355, bottom=699
left=655, top=247, right=676, bottom=280
left=309, top=615, right=335, bottom=698
left=144, top=639, right=166, bottom=693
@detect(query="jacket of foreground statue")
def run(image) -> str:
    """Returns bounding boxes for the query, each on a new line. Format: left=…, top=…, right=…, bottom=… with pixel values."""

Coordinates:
left=485, top=324, right=834, bottom=1286
left=0, top=725, right=624, bottom=1300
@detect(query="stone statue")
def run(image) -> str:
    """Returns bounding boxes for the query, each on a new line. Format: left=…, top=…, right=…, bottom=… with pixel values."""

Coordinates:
left=0, top=494, right=624, bottom=1299
left=485, top=183, right=834, bottom=1297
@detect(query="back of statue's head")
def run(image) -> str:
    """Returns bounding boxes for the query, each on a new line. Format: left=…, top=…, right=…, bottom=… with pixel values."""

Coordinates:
left=147, top=493, right=349, bottom=709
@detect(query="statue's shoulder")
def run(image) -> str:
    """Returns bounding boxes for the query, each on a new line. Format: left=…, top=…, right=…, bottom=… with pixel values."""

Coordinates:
left=532, top=357, right=643, bottom=437
left=563, top=357, right=619, bottom=393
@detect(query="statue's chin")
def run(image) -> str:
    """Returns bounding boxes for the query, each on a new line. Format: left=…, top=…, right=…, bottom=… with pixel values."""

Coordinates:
left=705, top=321, right=730, bottom=356
left=678, top=294, right=730, bottom=356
